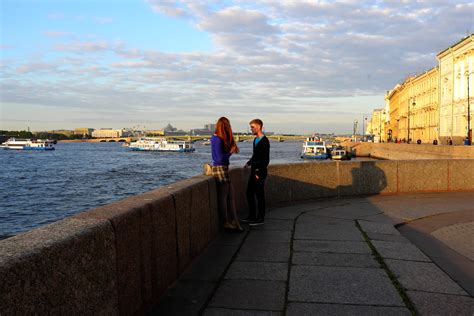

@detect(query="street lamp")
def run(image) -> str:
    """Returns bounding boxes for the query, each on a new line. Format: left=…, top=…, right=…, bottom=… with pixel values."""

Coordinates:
left=408, top=99, right=415, bottom=144
left=466, top=71, right=472, bottom=145
left=378, top=110, right=386, bottom=143
left=362, top=114, right=368, bottom=142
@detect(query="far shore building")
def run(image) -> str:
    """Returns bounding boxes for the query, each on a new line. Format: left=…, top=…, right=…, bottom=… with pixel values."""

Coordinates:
left=368, top=109, right=384, bottom=142
left=49, top=129, right=74, bottom=137
left=74, top=128, right=94, bottom=137
left=437, top=34, right=474, bottom=145
left=92, top=129, right=132, bottom=138
left=146, top=129, right=165, bottom=136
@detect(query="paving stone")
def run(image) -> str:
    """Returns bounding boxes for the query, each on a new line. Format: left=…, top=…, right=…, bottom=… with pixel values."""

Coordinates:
left=288, top=265, right=404, bottom=306
left=204, top=308, right=282, bottom=316
left=313, top=204, right=382, bottom=220
left=181, top=245, right=237, bottom=282
left=293, top=240, right=371, bottom=254
left=246, top=230, right=292, bottom=243
left=296, top=214, right=354, bottom=225
left=292, top=252, right=379, bottom=268
left=360, top=212, right=399, bottom=224
left=152, top=281, right=215, bottom=315
left=371, top=240, right=430, bottom=261
left=212, top=232, right=247, bottom=246
left=366, top=232, right=410, bottom=243
left=358, top=220, right=401, bottom=235
left=431, top=221, right=474, bottom=261
left=287, top=302, right=411, bottom=316
left=385, top=259, right=468, bottom=295
left=265, top=208, right=304, bottom=220
left=209, top=280, right=286, bottom=311
left=294, top=224, right=364, bottom=241
left=249, top=219, right=294, bottom=231
left=225, top=261, right=288, bottom=281
left=237, top=242, right=290, bottom=262
left=407, top=291, right=474, bottom=316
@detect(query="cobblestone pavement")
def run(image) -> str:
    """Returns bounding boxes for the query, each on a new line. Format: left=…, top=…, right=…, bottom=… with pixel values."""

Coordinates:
left=152, top=192, right=474, bottom=316
left=431, top=222, right=474, bottom=261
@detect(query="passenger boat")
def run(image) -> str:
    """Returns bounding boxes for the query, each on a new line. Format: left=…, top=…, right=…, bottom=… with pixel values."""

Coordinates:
left=129, top=137, right=195, bottom=152
left=331, top=148, right=350, bottom=160
left=300, top=138, right=329, bottom=159
left=0, top=138, right=55, bottom=150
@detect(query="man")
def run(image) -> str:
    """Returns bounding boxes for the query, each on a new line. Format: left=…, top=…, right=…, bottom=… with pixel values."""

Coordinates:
left=242, top=119, right=270, bottom=226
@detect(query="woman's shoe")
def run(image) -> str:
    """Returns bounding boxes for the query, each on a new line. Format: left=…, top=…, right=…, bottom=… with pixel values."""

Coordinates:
left=224, top=221, right=236, bottom=231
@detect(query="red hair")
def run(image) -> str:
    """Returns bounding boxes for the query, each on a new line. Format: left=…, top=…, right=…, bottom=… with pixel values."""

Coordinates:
left=215, top=117, right=239, bottom=154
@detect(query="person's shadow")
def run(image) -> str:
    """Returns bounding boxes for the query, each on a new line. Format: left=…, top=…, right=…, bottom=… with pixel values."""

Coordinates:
left=345, top=161, right=387, bottom=195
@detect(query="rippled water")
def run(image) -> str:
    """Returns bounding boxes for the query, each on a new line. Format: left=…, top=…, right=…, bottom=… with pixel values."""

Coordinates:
left=1, top=140, right=310, bottom=238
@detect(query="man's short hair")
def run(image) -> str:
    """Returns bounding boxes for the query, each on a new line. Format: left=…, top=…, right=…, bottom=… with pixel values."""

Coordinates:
left=249, top=119, right=263, bottom=127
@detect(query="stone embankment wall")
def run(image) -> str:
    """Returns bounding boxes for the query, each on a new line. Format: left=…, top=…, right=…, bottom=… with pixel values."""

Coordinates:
left=349, top=142, right=474, bottom=160
left=1, top=160, right=474, bottom=314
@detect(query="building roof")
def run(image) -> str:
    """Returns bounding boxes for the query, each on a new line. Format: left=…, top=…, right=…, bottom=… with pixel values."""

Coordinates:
left=436, top=34, right=474, bottom=59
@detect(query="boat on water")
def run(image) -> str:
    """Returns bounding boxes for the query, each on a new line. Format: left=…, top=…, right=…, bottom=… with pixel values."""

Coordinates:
left=331, top=147, right=351, bottom=160
left=300, top=137, right=329, bottom=159
left=0, top=138, right=55, bottom=150
left=129, top=137, right=195, bottom=152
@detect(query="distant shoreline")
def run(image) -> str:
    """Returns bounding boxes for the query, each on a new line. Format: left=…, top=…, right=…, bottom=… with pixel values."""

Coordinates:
left=59, top=139, right=127, bottom=143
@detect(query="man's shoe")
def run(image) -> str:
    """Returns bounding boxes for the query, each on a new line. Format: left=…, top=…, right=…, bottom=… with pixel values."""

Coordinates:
left=249, top=219, right=264, bottom=226
left=241, top=217, right=256, bottom=223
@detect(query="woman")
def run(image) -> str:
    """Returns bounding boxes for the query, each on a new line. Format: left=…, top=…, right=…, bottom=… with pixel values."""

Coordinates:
left=211, top=117, right=243, bottom=232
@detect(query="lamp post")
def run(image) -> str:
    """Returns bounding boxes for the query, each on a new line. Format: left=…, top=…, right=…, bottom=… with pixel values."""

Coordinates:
left=362, top=114, right=368, bottom=142
left=408, top=99, right=415, bottom=144
left=379, top=110, right=386, bottom=143
left=466, top=71, right=472, bottom=145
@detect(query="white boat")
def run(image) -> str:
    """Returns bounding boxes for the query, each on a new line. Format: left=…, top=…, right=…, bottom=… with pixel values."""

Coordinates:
left=0, top=138, right=55, bottom=150
left=331, top=148, right=350, bottom=160
left=129, top=137, right=195, bottom=152
left=301, top=138, right=329, bottom=159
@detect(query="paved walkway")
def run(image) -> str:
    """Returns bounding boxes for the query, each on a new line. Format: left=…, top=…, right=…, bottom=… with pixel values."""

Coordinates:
left=152, top=192, right=474, bottom=316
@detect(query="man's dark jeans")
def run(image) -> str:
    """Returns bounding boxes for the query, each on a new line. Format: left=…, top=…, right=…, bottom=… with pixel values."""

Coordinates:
left=246, top=172, right=266, bottom=220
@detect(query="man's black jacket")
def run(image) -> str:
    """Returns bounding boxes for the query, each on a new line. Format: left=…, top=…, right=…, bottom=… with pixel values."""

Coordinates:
left=246, top=135, right=270, bottom=177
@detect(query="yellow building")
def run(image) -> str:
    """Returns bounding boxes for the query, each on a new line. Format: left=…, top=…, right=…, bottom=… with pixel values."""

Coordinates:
left=368, top=109, right=386, bottom=142
left=385, top=67, right=438, bottom=144
left=385, top=85, right=401, bottom=141
left=74, top=128, right=94, bottom=136
left=92, top=129, right=129, bottom=138
left=437, top=34, right=474, bottom=145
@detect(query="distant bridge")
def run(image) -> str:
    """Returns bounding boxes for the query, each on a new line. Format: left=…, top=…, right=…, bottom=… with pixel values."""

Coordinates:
left=163, top=134, right=310, bottom=142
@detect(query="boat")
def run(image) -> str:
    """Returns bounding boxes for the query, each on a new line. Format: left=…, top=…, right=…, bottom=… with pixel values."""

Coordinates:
left=331, top=147, right=351, bottom=160
left=0, top=138, right=55, bottom=150
left=300, top=137, right=329, bottom=159
left=129, top=137, right=195, bottom=152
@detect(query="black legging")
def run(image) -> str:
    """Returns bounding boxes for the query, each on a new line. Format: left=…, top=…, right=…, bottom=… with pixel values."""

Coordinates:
left=216, top=181, right=238, bottom=224
left=246, top=173, right=266, bottom=220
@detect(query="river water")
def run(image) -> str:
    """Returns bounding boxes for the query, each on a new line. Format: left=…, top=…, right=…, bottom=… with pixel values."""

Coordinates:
left=0, top=141, right=366, bottom=239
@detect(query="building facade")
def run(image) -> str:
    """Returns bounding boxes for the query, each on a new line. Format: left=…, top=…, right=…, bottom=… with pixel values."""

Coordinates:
left=385, top=85, right=401, bottom=141
left=437, top=35, right=474, bottom=145
left=74, top=128, right=94, bottom=136
left=385, top=67, right=438, bottom=144
left=92, top=129, right=130, bottom=138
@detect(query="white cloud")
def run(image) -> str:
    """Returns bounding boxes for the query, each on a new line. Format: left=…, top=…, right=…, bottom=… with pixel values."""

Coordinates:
left=43, top=31, right=72, bottom=38
left=2, top=0, right=473, bottom=133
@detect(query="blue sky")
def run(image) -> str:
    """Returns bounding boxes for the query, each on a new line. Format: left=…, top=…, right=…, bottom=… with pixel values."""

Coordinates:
left=1, top=0, right=473, bottom=133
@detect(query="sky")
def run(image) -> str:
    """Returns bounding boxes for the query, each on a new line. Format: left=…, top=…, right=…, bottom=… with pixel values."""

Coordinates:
left=1, top=0, right=473, bottom=134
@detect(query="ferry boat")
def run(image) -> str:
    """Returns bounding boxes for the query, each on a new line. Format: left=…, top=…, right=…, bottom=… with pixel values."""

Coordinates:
left=300, top=137, right=329, bottom=159
left=0, top=138, right=55, bottom=150
left=129, top=137, right=195, bottom=152
left=331, top=148, right=350, bottom=160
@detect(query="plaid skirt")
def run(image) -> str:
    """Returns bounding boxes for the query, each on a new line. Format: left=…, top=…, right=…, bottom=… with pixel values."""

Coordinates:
left=211, top=165, right=230, bottom=183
